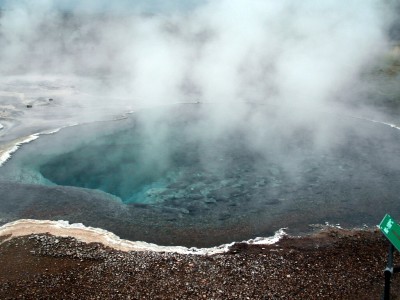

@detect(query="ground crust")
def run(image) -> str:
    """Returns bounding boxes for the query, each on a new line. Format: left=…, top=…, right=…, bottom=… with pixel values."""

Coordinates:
left=1, top=228, right=399, bottom=299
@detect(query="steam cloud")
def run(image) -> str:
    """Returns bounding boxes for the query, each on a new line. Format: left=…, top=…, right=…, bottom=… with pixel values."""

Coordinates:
left=0, top=0, right=394, bottom=106
left=0, top=0, right=398, bottom=175
left=1, top=1, right=400, bottom=245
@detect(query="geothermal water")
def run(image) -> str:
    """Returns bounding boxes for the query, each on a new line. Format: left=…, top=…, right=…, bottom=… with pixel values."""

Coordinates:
left=1, top=104, right=400, bottom=247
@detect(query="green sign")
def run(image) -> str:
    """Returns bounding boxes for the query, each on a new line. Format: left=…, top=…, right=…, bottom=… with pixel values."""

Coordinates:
left=380, top=214, right=400, bottom=251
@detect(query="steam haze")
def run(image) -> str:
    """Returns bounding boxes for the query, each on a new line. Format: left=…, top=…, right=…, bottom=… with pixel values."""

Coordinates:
left=1, top=0, right=400, bottom=246
left=0, top=0, right=393, bottom=108
left=1, top=0, right=397, bottom=180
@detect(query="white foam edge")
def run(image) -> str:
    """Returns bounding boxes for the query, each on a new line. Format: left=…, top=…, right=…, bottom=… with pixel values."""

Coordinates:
left=0, top=107, right=140, bottom=168
left=0, top=219, right=286, bottom=255
left=0, top=134, right=40, bottom=166
left=0, top=123, right=80, bottom=167
left=349, top=116, right=400, bottom=131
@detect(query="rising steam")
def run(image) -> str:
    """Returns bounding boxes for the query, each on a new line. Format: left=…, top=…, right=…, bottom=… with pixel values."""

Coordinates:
left=0, top=0, right=394, bottom=108
left=0, top=0, right=398, bottom=179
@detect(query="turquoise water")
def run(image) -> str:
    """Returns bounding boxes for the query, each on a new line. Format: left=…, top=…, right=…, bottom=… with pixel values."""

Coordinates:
left=2, top=105, right=400, bottom=246
left=36, top=110, right=276, bottom=205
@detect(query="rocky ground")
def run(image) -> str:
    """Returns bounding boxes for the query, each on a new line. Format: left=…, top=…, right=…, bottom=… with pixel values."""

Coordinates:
left=1, top=228, right=399, bottom=299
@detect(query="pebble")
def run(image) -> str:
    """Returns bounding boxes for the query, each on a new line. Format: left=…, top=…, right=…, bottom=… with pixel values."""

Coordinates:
left=0, top=230, right=394, bottom=299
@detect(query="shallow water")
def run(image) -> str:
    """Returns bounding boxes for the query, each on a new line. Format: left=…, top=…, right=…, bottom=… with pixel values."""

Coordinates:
left=1, top=104, right=400, bottom=247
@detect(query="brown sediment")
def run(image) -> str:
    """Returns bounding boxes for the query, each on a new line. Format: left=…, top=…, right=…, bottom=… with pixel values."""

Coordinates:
left=0, top=226, right=399, bottom=299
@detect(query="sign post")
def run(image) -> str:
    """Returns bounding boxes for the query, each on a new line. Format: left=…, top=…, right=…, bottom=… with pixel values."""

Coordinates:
left=379, top=214, right=400, bottom=300
left=380, top=214, right=400, bottom=251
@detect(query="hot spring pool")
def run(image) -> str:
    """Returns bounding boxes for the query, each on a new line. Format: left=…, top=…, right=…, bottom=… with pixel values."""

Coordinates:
left=1, top=104, right=400, bottom=247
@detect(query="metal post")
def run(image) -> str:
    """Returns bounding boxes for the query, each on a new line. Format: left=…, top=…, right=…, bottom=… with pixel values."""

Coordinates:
left=383, top=244, right=395, bottom=300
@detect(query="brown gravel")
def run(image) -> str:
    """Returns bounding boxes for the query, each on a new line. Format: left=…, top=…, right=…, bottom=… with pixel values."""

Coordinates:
left=0, top=228, right=399, bottom=299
